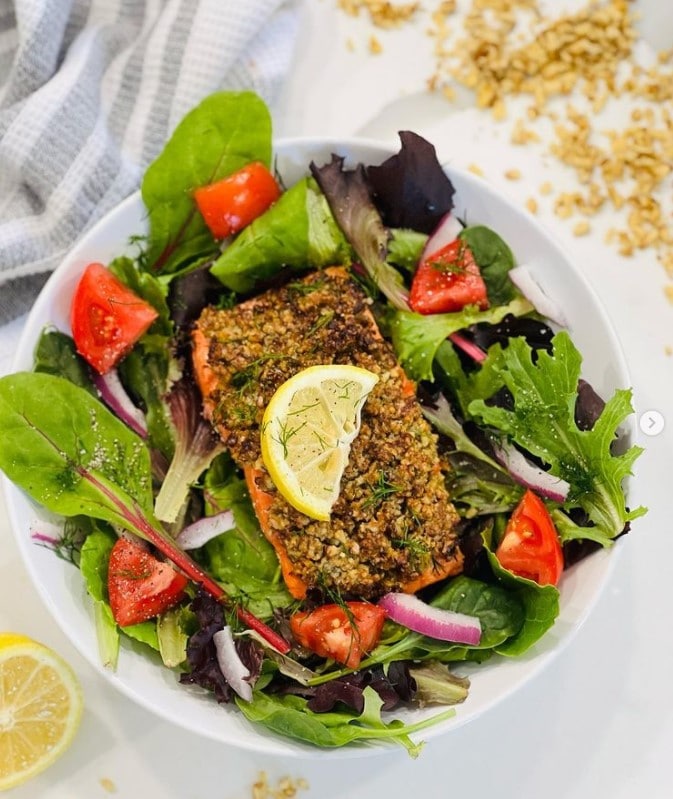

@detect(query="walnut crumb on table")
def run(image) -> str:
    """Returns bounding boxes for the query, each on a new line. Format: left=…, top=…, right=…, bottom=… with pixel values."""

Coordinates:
left=252, top=772, right=309, bottom=799
left=335, top=0, right=673, bottom=304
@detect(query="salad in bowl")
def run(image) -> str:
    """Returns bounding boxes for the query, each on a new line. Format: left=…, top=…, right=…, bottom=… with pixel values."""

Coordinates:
left=0, top=91, right=644, bottom=757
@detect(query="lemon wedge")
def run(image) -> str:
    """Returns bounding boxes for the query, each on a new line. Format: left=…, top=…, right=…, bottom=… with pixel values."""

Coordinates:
left=0, top=633, right=84, bottom=790
left=261, top=364, right=379, bottom=521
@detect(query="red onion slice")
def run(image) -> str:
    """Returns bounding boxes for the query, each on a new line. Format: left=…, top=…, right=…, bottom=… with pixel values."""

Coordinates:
left=378, top=593, right=481, bottom=646
left=175, top=510, right=235, bottom=550
left=508, top=266, right=567, bottom=327
left=93, top=369, right=148, bottom=438
left=493, top=440, right=570, bottom=503
left=421, top=212, right=464, bottom=261
left=213, top=626, right=253, bottom=702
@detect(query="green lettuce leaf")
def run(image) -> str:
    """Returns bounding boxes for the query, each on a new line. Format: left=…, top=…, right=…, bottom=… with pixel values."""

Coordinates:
left=391, top=296, right=533, bottom=381
left=210, top=177, right=350, bottom=293
left=142, top=90, right=273, bottom=275
left=468, top=332, right=645, bottom=541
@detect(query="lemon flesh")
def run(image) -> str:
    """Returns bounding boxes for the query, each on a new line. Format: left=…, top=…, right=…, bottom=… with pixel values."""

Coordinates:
left=261, top=365, right=379, bottom=521
left=0, top=633, right=83, bottom=791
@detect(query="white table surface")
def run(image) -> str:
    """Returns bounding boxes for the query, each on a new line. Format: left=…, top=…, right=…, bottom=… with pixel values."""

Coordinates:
left=2, top=2, right=672, bottom=797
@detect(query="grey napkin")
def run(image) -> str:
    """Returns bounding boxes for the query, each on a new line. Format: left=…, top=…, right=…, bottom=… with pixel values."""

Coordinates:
left=0, top=0, right=300, bottom=323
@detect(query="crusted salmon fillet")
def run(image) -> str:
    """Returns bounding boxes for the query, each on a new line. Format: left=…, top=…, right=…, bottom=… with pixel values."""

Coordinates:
left=192, top=267, right=463, bottom=600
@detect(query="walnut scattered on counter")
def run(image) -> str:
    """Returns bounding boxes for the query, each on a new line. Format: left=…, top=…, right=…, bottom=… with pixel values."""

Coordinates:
left=252, top=771, right=309, bottom=799
left=336, top=0, right=673, bottom=302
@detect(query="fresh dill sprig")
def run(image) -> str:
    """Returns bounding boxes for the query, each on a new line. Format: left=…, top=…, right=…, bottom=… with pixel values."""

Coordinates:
left=230, top=354, right=287, bottom=394
left=273, top=418, right=307, bottom=459
left=363, top=470, right=402, bottom=509
left=307, top=309, right=335, bottom=336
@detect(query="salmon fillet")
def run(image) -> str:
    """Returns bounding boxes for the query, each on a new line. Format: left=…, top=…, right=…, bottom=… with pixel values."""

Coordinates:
left=192, top=267, right=463, bottom=600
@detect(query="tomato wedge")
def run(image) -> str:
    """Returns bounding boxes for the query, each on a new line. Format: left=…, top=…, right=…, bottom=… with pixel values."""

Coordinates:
left=495, top=490, right=564, bottom=586
left=193, top=161, right=281, bottom=240
left=290, top=602, right=387, bottom=669
left=107, top=538, right=189, bottom=627
left=409, top=238, right=489, bottom=314
left=71, top=262, right=159, bottom=374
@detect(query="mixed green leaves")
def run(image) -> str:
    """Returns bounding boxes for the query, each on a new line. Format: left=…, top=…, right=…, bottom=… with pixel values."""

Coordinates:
left=391, top=295, right=533, bottom=381
left=464, top=332, right=644, bottom=543
left=142, top=90, right=273, bottom=275
left=237, top=686, right=455, bottom=757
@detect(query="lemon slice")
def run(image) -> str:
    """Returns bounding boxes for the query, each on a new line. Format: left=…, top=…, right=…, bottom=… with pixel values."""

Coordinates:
left=261, top=364, right=379, bottom=521
left=0, top=633, right=84, bottom=790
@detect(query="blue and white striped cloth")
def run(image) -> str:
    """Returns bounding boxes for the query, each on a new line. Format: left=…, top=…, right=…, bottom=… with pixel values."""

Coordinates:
left=0, top=0, right=300, bottom=322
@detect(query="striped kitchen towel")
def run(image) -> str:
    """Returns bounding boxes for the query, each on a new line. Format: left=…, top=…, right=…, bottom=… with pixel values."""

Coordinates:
left=0, top=0, right=300, bottom=323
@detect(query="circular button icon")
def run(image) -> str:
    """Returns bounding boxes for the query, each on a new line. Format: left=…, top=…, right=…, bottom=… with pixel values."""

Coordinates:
left=639, top=410, right=665, bottom=437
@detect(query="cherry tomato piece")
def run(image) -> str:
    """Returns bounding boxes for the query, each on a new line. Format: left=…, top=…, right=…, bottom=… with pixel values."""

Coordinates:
left=409, top=239, right=489, bottom=314
left=70, top=262, right=158, bottom=374
left=107, top=538, right=189, bottom=627
left=496, top=489, right=564, bottom=586
left=193, top=161, right=281, bottom=240
left=290, top=602, right=387, bottom=669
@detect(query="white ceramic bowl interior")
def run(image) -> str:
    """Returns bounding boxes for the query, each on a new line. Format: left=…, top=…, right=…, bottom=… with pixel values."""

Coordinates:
left=3, top=137, right=631, bottom=758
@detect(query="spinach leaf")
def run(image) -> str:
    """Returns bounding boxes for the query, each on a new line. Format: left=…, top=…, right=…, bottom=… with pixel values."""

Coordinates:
left=391, top=296, right=533, bottom=381
left=429, top=575, right=525, bottom=650
left=0, top=372, right=220, bottom=598
left=459, top=225, right=517, bottom=305
left=468, top=332, right=646, bottom=541
left=0, top=372, right=154, bottom=521
left=142, top=91, right=273, bottom=275
left=236, top=686, right=456, bottom=756
left=210, top=178, right=350, bottom=293
left=34, top=329, right=94, bottom=394
left=484, top=550, right=560, bottom=656
left=201, top=457, right=293, bottom=619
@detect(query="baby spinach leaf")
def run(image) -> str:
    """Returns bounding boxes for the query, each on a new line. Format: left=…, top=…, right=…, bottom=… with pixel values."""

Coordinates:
left=142, top=91, right=273, bottom=275
left=236, top=687, right=455, bottom=756
left=34, top=328, right=94, bottom=394
left=0, top=372, right=154, bottom=522
left=201, top=458, right=293, bottom=619
left=468, top=332, right=646, bottom=541
left=430, top=575, right=525, bottom=650
left=484, top=550, right=560, bottom=656
left=459, top=225, right=517, bottom=305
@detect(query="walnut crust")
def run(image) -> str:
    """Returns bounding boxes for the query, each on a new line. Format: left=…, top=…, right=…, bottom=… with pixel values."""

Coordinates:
left=193, top=268, right=462, bottom=599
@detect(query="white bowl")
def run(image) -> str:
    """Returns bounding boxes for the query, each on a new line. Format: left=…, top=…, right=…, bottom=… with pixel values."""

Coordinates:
left=3, top=137, right=632, bottom=758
